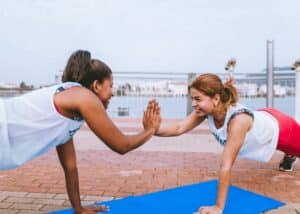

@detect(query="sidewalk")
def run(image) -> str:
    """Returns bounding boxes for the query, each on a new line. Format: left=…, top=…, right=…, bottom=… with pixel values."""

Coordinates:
left=0, top=118, right=299, bottom=213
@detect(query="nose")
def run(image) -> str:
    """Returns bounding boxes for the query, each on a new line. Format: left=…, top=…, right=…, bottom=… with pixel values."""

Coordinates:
left=191, top=99, right=197, bottom=108
left=110, top=89, right=115, bottom=97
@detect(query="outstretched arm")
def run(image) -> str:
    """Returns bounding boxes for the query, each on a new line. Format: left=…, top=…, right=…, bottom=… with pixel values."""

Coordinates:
left=198, top=113, right=252, bottom=214
left=70, top=88, right=160, bottom=154
left=155, top=111, right=205, bottom=137
left=56, top=139, right=107, bottom=214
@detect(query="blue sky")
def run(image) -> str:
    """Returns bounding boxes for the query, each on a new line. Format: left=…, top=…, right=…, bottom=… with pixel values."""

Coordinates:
left=0, top=0, right=299, bottom=85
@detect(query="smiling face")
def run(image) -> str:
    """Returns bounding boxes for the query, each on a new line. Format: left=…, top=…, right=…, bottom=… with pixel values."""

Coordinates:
left=91, top=76, right=114, bottom=109
left=189, top=87, right=219, bottom=117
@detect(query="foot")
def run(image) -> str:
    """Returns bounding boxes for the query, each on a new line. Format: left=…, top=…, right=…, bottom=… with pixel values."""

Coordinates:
left=279, top=154, right=298, bottom=172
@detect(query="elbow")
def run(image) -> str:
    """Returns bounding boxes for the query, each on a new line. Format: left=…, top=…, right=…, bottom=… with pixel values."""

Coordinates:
left=115, top=148, right=129, bottom=155
left=114, top=141, right=132, bottom=155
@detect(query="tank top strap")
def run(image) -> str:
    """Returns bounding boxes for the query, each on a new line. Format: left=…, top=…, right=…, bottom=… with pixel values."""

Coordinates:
left=226, top=105, right=254, bottom=127
left=54, top=82, right=83, bottom=121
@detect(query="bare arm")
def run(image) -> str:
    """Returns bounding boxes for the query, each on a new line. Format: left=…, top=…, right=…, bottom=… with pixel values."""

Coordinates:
left=155, top=111, right=205, bottom=137
left=56, top=139, right=107, bottom=213
left=216, top=114, right=252, bottom=209
left=57, top=87, right=160, bottom=155
left=56, top=139, right=81, bottom=211
left=199, top=113, right=253, bottom=214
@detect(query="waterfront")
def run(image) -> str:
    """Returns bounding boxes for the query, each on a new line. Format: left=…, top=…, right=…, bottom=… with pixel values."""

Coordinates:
left=107, top=96, right=295, bottom=119
left=0, top=89, right=295, bottom=119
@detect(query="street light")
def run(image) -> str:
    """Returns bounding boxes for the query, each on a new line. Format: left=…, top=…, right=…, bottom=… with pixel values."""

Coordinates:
left=225, top=58, right=236, bottom=79
left=292, top=59, right=300, bottom=123
left=292, top=59, right=300, bottom=71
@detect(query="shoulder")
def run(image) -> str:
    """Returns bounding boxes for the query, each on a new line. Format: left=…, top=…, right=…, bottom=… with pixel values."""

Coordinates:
left=55, top=86, right=102, bottom=111
left=227, top=103, right=254, bottom=121
left=228, top=112, right=253, bottom=133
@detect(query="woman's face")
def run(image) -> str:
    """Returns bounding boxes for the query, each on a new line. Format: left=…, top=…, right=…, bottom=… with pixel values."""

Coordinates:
left=94, top=76, right=114, bottom=109
left=189, top=87, right=218, bottom=117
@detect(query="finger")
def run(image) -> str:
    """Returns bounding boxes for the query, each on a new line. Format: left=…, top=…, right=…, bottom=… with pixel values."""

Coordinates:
left=143, top=111, right=147, bottom=126
left=146, top=101, right=152, bottom=110
left=97, top=205, right=109, bottom=211
left=155, top=101, right=159, bottom=111
left=153, top=102, right=158, bottom=114
left=145, top=105, right=150, bottom=119
left=92, top=205, right=109, bottom=212
left=156, top=106, right=160, bottom=115
left=146, top=102, right=151, bottom=111
left=149, top=101, right=154, bottom=116
left=149, top=99, right=154, bottom=105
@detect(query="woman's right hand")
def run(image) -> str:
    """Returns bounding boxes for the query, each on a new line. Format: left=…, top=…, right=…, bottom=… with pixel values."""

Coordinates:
left=75, top=205, right=109, bottom=214
left=143, top=99, right=161, bottom=133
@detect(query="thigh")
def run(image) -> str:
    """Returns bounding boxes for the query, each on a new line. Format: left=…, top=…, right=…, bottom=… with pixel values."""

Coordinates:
left=259, top=108, right=300, bottom=156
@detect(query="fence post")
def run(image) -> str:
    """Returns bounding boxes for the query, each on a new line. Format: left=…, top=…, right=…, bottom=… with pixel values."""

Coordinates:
left=186, top=73, right=197, bottom=115
left=266, top=40, right=274, bottom=107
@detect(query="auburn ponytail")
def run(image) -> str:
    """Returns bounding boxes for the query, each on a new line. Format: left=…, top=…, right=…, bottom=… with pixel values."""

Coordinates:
left=189, top=73, right=239, bottom=107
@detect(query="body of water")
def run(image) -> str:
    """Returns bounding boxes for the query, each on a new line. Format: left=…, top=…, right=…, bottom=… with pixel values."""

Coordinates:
left=107, top=96, right=295, bottom=119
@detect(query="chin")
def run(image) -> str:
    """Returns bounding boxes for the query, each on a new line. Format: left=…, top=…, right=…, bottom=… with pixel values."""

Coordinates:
left=195, top=110, right=206, bottom=117
left=105, top=102, right=110, bottom=109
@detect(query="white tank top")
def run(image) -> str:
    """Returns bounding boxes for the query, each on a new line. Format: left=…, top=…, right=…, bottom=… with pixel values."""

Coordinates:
left=207, top=103, right=279, bottom=162
left=0, top=82, right=84, bottom=170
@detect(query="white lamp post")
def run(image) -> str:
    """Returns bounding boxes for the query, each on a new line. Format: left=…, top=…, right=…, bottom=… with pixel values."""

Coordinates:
left=225, top=58, right=236, bottom=79
left=292, top=59, right=300, bottom=123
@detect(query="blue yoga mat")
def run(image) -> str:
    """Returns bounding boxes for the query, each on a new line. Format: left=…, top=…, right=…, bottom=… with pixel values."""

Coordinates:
left=49, top=179, right=285, bottom=214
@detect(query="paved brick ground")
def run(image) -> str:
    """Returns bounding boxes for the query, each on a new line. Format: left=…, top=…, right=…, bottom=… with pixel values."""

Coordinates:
left=0, top=118, right=299, bottom=213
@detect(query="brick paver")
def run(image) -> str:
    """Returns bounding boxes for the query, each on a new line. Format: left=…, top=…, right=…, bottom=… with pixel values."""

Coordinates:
left=0, top=118, right=299, bottom=213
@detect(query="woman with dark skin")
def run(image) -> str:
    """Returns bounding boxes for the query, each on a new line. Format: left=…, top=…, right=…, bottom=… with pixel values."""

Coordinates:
left=0, top=50, right=161, bottom=214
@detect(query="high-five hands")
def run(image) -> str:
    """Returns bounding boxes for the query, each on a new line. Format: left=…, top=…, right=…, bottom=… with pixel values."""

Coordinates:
left=143, top=99, right=161, bottom=133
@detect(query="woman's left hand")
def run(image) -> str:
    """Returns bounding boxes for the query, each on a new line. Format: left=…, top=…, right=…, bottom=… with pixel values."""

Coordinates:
left=195, top=205, right=223, bottom=214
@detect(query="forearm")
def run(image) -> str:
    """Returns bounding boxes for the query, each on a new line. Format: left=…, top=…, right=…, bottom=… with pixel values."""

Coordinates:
left=155, top=125, right=181, bottom=137
left=216, top=168, right=231, bottom=210
left=64, top=168, right=82, bottom=212
left=126, top=128, right=155, bottom=151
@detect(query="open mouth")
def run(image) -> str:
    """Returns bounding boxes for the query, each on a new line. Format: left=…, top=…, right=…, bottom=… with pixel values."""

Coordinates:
left=194, top=109, right=204, bottom=114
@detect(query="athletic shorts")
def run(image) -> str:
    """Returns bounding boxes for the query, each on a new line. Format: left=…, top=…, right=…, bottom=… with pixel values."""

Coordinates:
left=260, top=108, right=300, bottom=157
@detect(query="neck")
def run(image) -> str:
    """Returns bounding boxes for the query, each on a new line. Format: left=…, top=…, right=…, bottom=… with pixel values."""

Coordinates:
left=212, top=104, right=227, bottom=123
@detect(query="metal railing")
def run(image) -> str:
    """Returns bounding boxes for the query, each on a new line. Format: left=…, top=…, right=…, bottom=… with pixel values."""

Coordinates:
left=1, top=71, right=296, bottom=118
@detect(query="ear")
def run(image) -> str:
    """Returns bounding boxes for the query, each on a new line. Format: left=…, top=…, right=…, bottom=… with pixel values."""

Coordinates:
left=212, top=94, right=221, bottom=106
left=90, top=80, right=102, bottom=93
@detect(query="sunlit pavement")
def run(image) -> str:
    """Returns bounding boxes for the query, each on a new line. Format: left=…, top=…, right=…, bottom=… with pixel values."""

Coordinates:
left=0, top=118, right=299, bottom=213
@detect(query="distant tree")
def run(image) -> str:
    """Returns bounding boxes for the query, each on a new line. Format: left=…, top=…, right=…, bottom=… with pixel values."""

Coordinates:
left=19, top=81, right=34, bottom=90
left=20, top=81, right=27, bottom=89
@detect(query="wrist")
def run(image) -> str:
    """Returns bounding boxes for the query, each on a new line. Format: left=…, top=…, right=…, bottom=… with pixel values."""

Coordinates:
left=216, top=204, right=224, bottom=212
left=145, top=127, right=155, bottom=134
left=74, top=206, right=83, bottom=213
